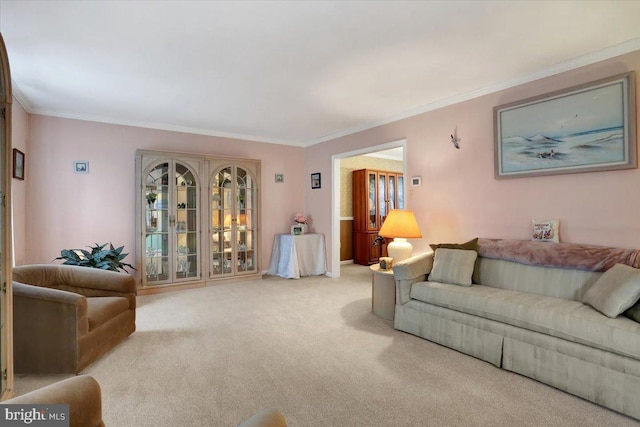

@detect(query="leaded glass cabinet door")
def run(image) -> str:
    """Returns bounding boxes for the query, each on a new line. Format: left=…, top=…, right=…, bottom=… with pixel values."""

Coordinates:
left=397, top=175, right=404, bottom=209
left=174, top=163, right=199, bottom=281
left=378, top=172, right=387, bottom=224
left=210, top=164, right=258, bottom=278
left=144, top=162, right=170, bottom=284
left=142, top=159, right=200, bottom=286
left=388, top=175, right=396, bottom=211
left=367, top=172, right=377, bottom=230
left=236, top=166, right=257, bottom=275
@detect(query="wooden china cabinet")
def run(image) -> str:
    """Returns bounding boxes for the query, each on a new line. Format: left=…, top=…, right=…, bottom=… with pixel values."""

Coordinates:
left=352, top=169, right=404, bottom=265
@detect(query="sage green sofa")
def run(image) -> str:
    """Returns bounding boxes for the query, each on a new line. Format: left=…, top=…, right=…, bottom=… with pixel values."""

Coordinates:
left=393, top=238, right=640, bottom=420
left=13, top=264, right=136, bottom=374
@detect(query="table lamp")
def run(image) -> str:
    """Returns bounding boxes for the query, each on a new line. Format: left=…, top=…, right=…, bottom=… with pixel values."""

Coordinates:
left=378, top=209, right=422, bottom=263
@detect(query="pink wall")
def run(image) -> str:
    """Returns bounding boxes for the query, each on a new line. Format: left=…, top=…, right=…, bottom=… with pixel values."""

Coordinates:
left=11, top=98, right=28, bottom=265
left=16, top=50, right=640, bottom=278
left=22, top=116, right=306, bottom=270
left=307, top=51, right=640, bottom=273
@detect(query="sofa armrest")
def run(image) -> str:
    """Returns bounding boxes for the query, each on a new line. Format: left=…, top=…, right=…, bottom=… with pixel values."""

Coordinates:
left=393, top=252, right=434, bottom=280
left=4, top=375, right=104, bottom=427
left=13, top=282, right=88, bottom=373
left=393, top=252, right=433, bottom=305
left=14, top=264, right=136, bottom=308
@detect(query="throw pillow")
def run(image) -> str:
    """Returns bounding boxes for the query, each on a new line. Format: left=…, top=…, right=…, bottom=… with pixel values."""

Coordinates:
left=430, top=238, right=479, bottom=252
left=582, top=263, right=640, bottom=318
left=532, top=219, right=559, bottom=242
left=624, top=302, right=640, bottom=323
left=429, top=248, right=478, bottom=287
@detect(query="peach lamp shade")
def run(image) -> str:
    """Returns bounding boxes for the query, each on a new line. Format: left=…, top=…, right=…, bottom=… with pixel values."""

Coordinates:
left=378, top=209, right=422, bottom=262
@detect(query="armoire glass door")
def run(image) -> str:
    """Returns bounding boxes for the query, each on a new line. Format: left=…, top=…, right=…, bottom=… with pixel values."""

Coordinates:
left=397, top=175, right=404, bottom=209
left=144, top=161, right=199, bottom=285
left=175, top=164, right=199, bottom=281
left=144, top=162, right=170, bottom=283
left=210, top=165, right=257, bottom=278
left=388, top=175, right=396, bottom=211
left=368, top=172, right=377, bottom=230
left=378, top=172, right=387, bottom=224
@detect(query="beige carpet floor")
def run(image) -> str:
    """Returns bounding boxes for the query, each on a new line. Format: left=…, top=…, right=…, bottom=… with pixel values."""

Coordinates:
left=14, top=264, right=639, bottom=426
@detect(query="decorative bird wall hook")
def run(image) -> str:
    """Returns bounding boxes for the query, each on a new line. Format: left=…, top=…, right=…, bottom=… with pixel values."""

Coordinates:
left=450, top=127, right=461, bottom=149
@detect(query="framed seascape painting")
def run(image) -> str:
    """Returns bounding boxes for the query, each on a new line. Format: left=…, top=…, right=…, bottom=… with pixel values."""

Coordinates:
left=494, top=72, right=636, bottom=179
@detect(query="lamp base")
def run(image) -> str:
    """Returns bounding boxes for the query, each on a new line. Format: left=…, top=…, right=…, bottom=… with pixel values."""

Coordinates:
left=387, top=238, right=413, bottom=263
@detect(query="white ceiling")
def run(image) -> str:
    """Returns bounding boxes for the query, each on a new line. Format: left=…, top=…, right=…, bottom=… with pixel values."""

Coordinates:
left=2, top=1, right=640, bottom=147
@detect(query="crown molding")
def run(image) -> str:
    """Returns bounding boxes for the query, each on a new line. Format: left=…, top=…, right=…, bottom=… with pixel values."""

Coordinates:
left=26, top=107, right=306, bottom=147
left=11, top=37, right=640, bottom=148
left=304, top=37, right=640, bottom=146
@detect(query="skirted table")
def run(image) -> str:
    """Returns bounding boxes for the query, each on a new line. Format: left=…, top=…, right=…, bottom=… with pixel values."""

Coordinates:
left=267, top=233, right=327, bottom=279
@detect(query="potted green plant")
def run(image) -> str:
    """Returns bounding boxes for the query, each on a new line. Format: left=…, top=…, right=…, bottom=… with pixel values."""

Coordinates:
left=54, top=242, right=136, bottom=273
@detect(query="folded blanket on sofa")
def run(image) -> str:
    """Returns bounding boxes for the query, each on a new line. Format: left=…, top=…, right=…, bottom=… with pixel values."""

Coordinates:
left=478, top=238, right=640, bottom=271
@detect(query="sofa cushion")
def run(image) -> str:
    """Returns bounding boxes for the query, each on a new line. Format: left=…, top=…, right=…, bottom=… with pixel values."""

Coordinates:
left=429, top=238, right=479, bottom=252
left=582, top=263, right=640, bottom=318
left=473, top=257, right=600, bottom=301
left=429, top=249, right=477, bottom=286
left=625, top=303, right=640, bottom=323
left=409, top=281, right=640, bottom=360
left=86, top=297, right=130, bottom=330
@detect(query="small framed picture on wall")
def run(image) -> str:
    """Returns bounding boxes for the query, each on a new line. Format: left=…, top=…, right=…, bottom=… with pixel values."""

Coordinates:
left=311, top=172, right=321, bottom=189
left=13, top=149, right=25, bottom=180
left=74, top=161, right=89, bottom=174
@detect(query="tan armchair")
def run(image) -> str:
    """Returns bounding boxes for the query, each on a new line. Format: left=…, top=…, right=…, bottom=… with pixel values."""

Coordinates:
left=13, top=264, right=136, bottom=374
left=2, top=375, right=104, bottom=427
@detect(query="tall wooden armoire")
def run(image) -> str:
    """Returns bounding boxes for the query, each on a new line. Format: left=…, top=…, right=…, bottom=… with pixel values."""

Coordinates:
left=352, top=169, right=404, bottom=265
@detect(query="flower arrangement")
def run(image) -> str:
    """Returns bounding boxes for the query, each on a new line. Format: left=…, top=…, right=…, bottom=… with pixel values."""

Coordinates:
left=293, top=213, right=308, bottom=224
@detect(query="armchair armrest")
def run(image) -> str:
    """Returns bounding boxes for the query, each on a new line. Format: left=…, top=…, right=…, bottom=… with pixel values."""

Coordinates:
left=4, top=375, right=104, bottom=427
left=393, top=252, right=434, bottom=305
left=13, top=280, right=86, bottom=306
left=13, top=282, right=88, bottom=373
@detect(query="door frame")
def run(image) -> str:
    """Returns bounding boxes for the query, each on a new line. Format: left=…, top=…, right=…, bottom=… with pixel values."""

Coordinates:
left=329, top=139, right=406, bottom=278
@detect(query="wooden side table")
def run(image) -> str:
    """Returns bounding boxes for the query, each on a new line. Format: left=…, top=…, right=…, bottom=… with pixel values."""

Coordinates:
left=370, top=263, right=396, bottom=321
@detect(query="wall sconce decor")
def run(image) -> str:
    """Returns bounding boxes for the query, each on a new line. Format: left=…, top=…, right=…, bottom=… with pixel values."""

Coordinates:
left=450, top=127, right=461, bottom=149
